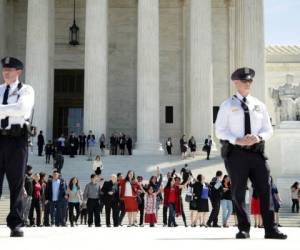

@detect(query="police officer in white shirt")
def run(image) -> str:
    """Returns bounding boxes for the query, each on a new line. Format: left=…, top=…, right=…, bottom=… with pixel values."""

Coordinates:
left=215, top=67, right=287, bottom=240
left=0, top=56, right=34, bottom=237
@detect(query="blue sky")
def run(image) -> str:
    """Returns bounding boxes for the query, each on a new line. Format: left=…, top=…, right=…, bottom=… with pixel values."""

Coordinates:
left=265, top=0, right=300, bottom=45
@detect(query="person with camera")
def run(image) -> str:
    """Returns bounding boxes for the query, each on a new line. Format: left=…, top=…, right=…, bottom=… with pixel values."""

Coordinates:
left=0, top=57, right=34, bottom=237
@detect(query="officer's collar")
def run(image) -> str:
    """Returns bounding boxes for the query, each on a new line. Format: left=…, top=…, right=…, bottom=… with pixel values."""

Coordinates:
left=235, top=92, right=251, bottom=101
left=5, top=79, right=19, bottom=90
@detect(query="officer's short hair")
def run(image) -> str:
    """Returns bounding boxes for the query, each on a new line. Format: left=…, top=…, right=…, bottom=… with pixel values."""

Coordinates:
left=91, top=174, right=96, bottom=179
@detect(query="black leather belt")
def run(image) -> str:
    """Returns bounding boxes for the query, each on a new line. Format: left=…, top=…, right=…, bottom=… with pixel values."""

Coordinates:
left=0, top=125, right=27, bottom=137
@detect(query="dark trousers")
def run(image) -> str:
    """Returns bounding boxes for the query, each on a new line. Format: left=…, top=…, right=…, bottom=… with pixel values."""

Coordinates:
left=80, top=208, right=87, bottom=224
left=0, top=135, right=27, bottom=230
left=168, top=203, right=176, bottom=226
left=46, top=154, right=51, bottom=164
left=68, top=202, right=80, bottom=226
left=49, top=200, right=65, bottom=226
left=87, top=198, right=101, bottom=226
left=138, top=202, right=144, bottom=225
left=225, top=148, right=275, bottom=234
left=207, top=198, right=221, bottom=226
left=29, top=198, right=41, bottom=226
left=44, top=202, right=51, bottom=226
left=163, top=205, right=168, bottom=225
left=206, top=147, right=211, bottom=159
left=118, top=200, right=126, bottom=225
left=104, top=199, right=119, bottom=226
left=292, top=199, right=299, bottom=213
left=127, top=146, right=132, bottom=155
left=79, top=144, right=85, bottom=155
left=38, top=145, right=43, bottom=156
left=166, top=147, right=172, bottom=155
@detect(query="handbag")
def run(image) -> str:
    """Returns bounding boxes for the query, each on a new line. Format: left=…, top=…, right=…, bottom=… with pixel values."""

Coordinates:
left=185, top=186, right=193, bottom=202
left=202, top=145, right=208, bottom=152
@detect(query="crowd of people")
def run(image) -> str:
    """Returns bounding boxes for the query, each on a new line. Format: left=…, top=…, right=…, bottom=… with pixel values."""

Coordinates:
left=22, top=162, right=283, bottom=229
left=35, top=130, right=213, bottom=163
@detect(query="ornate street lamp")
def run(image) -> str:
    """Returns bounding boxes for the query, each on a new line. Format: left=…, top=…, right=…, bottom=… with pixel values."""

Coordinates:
left=69, top=0, right=79, bottom=46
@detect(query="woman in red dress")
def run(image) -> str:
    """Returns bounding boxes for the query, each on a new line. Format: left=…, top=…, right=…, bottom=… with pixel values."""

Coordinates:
left=119, top=170, right=140, bottom=226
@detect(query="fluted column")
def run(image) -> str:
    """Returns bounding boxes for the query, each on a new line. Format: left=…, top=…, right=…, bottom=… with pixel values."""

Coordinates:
left=84, top=0, right=108, bottom=139
left=25, top=0, right=54, bottom=139
left=0, top=0, right=7, bottom=64
left=187, top=0, right=213, bottom=148
left=135, top=0, right=163, bottom=155
left=235, top=0, right=265, bottom=101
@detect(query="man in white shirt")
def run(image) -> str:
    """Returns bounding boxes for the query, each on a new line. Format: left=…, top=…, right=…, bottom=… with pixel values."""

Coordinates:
left=0, top=56, right=34, bottom=237
left=215, top=67, right=286, bottom=240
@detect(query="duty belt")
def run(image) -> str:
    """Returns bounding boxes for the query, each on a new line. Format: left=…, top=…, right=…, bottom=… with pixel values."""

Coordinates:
left=0, top=124, right=27, bottom=137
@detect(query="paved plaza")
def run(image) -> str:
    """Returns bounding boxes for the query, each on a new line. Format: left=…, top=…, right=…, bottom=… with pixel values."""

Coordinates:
left=0, top=225, right=297, bottom=250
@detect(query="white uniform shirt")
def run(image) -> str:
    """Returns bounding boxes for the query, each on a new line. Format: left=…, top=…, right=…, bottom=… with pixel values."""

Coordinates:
left=215, top=92, right=273, bottom=144
left=0, top=79, right=34, bottom=129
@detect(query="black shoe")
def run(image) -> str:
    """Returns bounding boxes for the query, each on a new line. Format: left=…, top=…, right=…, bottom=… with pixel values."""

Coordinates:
left=206, top=222, right=212, bottom=227
left=212, top=224, right=221, bottom=228
left=236, top=231, right=250, bottom=239
left=10, top=228, right=24, bottom=237
left=265, top=231, right=287, bottom=240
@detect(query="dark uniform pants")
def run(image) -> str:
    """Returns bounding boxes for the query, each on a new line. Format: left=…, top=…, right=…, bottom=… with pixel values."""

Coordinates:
left=225, top=148, right=275, bottom=234
left=0, top=135, right=27, bottom=230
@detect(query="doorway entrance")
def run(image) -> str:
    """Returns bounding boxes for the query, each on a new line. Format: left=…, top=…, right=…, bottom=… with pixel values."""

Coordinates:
left=53, top=69, right=84, bottom=139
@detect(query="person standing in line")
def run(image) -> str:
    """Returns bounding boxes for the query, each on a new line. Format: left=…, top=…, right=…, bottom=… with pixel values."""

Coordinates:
left=119, top=170, right=140, bottom=226
left=166, top=137, right=173, bottom=156
left=67, top=177, right=82, bottom=227
left=119, top=133, right=126, bottom=155
left=291, top=182, right=299, bottom=213
left=101, top=174, right=120, bottom=227
left=37, top=130, right=45, bottom=156
left=23, top=165, right=33, bottom=227
left=180, top=135, right=188, bottom=160
left=207, top=170, right=223, bottom=227
left=83, top=174, right=101, bottom=227
left=68, top=132, right=77, bottom=158
left=92, top=155, right=103, bottom=176
left=144, top=185, right=160, bottom=227
left=45, top=140, right=53, bottom=164
left=215, top=67, right=287, bottom=239
left=188, top=136, right=197, bottom=158
left=78, top=131, right=86, bottom=155
left=204, top=135, right=212, bottom=160
left=126, top=135, right=133, bottom=155
left=28, top=173, right=42, bottom=227
left=270, top=176, right=282, bottom=227
left=99, top=133, right=106, bottom=156
left=221, top=175, right=233, bottom=227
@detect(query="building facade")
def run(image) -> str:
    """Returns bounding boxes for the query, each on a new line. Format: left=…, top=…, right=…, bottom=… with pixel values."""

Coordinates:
left=0, top=0, right=265, bottom=154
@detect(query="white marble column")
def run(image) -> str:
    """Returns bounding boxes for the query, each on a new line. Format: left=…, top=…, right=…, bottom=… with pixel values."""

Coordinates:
left=25, top=0, right=54, bottom=139
left=135, top=0, right=163, bottom=155
left=187, top=0, right=213, bottom=148
left=84, top=0, right=108, bottom=139
left=0, top=0, right=7, bottom=60
left=235, top=0, right=265, bottom=101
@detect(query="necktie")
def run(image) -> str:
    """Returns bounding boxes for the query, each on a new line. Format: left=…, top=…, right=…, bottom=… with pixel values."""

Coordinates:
left=241, top=97, right=251, bottom=135
left=1, top=85, right=10, bottom=129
